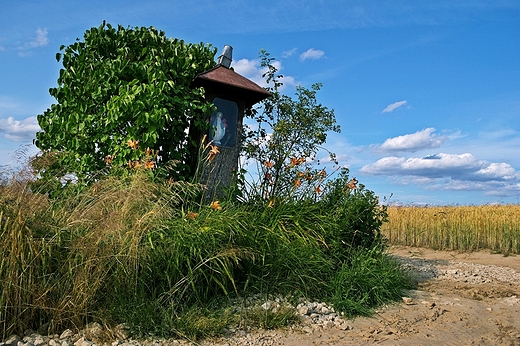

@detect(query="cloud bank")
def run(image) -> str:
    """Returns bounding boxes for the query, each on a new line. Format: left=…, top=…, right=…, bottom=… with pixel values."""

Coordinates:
left=360, top=153, right=520, bottom=197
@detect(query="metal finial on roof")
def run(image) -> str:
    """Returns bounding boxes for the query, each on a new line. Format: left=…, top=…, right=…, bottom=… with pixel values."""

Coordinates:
left=217, top=45, right=233, bottom=68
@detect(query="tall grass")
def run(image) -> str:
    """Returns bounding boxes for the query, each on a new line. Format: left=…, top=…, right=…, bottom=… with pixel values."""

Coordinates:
left=1, top=162, right=410, bottom=341
left=382, top=205, right=520, bottom=254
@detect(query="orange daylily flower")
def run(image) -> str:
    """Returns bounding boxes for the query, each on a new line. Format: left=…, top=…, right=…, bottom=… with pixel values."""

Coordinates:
left=144, top=160, right=155, bottom=169
left=294, top=178, right=302, bottom=188
left=208, top=145, right=219, bottom=162
left=127, top=160, right=140, bottom=168
left=347, top=178, right=358, bottom=190
left=145, top=147, right=152, bottom=156
left=315, top=185, right=322, bottom=194
left=187, top=212, right=199, bottom=220
left=289, top=157, right=306, bottom=167
left=126, top=139, right=139, bottom=149
left=210, top=200, right=222, bottom=211
left=264, top=173, right=272, bottom=181
left=319, top=169, right=327, bottom=178
left=105, top=155, right=114, bottom=164
left=264, top=161, right=274, bottom=168
left=268, top=198, right=275, bottom=208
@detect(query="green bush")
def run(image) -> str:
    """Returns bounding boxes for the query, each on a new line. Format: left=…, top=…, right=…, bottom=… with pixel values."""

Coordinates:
left=320, top=168, right=388, bottom=261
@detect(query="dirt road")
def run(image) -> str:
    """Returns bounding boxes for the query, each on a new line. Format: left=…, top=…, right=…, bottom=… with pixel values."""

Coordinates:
left=205, top=246, right=520, bottom=345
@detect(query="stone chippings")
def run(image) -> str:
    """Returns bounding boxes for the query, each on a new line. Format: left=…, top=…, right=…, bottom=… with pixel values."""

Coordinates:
left=0, top=297, right=352, bottom=346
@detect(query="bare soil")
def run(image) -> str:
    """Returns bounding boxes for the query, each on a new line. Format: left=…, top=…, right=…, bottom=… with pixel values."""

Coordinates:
left=204, top=246, right=520, bottom=345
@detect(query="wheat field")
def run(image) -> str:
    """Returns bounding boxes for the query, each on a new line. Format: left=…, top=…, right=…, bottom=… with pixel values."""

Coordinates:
left=382, top=205, right=520, bottom=254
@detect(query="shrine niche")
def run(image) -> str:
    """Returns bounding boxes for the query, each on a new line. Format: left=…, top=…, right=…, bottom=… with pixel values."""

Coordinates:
left=191, top=45, right=271, bottom=198
left=208, top=97, right=238, bottom=148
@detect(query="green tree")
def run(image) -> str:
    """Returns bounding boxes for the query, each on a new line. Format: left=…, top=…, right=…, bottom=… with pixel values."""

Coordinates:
left=34, top=22, right=217, bottom=185
left=242, top=50, right=341, bottom=201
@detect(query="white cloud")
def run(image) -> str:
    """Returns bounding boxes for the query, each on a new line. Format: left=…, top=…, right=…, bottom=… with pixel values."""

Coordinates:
left=318, top=153, right=351, bottom=164
left=377, top=128, right=448, bottom=153
left=0, top=116, right=41, bottom=142
left=29, top=28, right=49, bottom=48
left=474, top=163, right=516, bottom=180
left=232, top=58, right=297, bottom=90
left=382, top=100, right=407, bottom=113
left=17, top=28, right=49, bottom=56
left=282, top=48, right=297, bottom=58
left=300, top=48, right=325, bottom=61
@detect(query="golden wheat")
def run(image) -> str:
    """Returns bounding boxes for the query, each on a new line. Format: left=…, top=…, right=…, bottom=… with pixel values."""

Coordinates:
left=382, top=205, right=520, bottom=254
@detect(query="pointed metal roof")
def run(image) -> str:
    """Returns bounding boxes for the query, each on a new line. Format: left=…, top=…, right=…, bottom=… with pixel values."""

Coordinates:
left=192, top=65, right=271, bottom=107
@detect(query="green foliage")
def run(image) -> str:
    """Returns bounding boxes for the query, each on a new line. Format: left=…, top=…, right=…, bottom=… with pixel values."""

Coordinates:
left=329, top=247, right=413, bottom=317
left=320, top=168, right=388, bottom=259
left=241, top=50, right=340, bottom=201
left=34, top=22, right=217, bottom=186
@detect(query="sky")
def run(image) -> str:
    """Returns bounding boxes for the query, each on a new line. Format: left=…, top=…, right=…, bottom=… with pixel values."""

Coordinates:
left=1, top=0, right=519, bottom=205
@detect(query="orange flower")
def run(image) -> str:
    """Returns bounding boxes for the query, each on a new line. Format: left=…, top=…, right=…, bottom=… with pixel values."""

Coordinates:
left=264, top=173, right=272, bottom=181
left=145, top=147, right=152, bottom=156
left=208, top=145, right=219, bottom=162
left=347, top=178, right=358, bottom=190
left=289, top=157, right=306, bottom=167
left=268, top=198, right=275, bottom=208
left=319, top=169, right=327, bottom=178
left=187, top=212, right=198, bottom=220
left=144, top=160, right=155, bottom=169
left=126, top=139, right=139, bottom=149
left=294, top=178, right=302, bottom=188
left=210, top=200, right=222, bottom=210
left=315, top=185, right=322, bottom=194
left=264, top=161, right=274, bottom=168
left=297, top=172, right=305, bottom=178
left=127, top=160, right=140, bottom=168
left=105, top=155, right=114, bottom=164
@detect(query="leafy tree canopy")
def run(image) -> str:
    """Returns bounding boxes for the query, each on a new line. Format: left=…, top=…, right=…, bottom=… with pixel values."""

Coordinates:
left=34, top=22, right=217, bottom=184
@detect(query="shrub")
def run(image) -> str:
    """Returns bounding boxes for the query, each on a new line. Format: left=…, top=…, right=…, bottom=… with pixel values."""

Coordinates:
left=319, top=168, right=388, bottom=262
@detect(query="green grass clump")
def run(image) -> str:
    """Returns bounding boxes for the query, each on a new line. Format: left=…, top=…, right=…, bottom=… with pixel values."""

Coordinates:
left=329, top=247, right=413, bottom=317
left=1, top=163, right=411, bottom=341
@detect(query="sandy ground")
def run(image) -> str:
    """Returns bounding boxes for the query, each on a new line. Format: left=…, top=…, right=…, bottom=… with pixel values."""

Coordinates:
left=205, top=246, right=520, bottom=345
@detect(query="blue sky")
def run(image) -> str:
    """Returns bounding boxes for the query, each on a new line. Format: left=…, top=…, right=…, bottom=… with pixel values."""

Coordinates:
left=1, top=1, right=519, bottom=205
